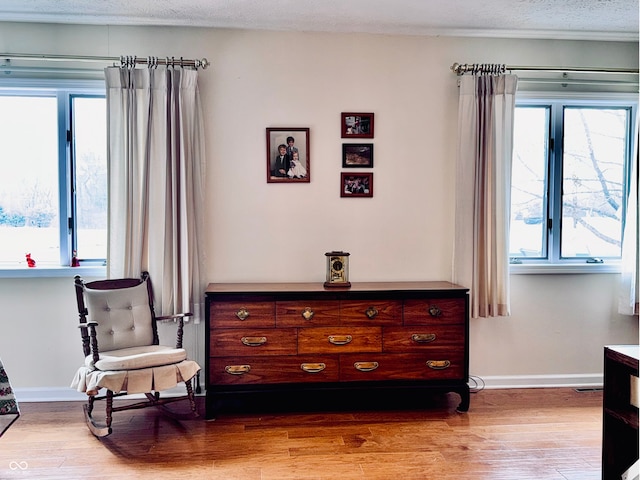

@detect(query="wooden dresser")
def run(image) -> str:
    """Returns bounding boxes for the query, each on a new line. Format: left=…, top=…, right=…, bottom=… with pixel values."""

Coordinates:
left=602, top=345, right=639, bottom=480
left=204, top=281, right=469, bottom=418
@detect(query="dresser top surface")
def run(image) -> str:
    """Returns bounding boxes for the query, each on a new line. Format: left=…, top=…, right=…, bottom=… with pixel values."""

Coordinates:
left=206, top=281, right=468, bottom=295
left=605, top=345, right=640, bottom=362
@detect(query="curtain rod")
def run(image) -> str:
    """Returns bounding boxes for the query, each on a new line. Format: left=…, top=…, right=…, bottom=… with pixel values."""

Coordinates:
left=0, top=52, right=210, bottom=70
left=450, top=62, right=638, bottom=76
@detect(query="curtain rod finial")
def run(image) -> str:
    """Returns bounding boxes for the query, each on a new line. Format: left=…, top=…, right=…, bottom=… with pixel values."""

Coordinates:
left=198, top=58, right=210, bottom=70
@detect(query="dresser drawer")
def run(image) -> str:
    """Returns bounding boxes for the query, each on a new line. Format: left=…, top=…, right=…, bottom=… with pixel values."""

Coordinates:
left=209, top=301, right=275, bottom=328
left=340, top=300, right=402, bottom=325
left=276, top=300, right=340, bottom=327
left=339, top=352, right=465, bottom=381
left=210, top=328, right=297, bottom=356
left=403, top=298, right=465, bottom=325
left=298, top=327, right=382, bottom=354
left=210, top=356, right=340, bottom=385
left=383, top=325, right=465, bottom=352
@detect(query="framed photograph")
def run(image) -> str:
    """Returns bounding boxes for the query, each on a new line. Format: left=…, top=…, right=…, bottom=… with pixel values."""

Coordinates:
left=341, top=112, right=374, bottom=138
left=266, top=127, right=310, bottom=183
left=341, top=172, right=373, bottom=198
left=342, top=143, right=373, bottom=168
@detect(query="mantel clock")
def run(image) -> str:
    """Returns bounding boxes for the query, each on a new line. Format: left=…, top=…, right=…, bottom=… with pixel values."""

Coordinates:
left=324, top=251, right=351, bottom=288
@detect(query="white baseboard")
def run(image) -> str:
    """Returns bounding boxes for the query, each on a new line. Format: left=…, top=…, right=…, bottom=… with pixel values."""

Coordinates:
left=14, top=374, right=604, bottom=403
left=14, top=388, right=88, bottom=402
left=476, top=373, right=603, bottom=389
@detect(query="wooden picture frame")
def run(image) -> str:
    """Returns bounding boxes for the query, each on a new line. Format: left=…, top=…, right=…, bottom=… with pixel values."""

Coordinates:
left=266, top=127, right=310, bottom=183
left=342, top=143, right=373, bottom=168
left=341, top=172, right=373, bottom=197
left=341, top=112, right=374, bottom=138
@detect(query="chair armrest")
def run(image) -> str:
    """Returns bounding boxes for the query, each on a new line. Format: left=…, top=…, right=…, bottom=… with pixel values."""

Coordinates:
left=79, top=322, right=101, bottom=364
left=155, top=313, right=192, bottom=349
left=156, top=312, right=193, bottom=322
left=78, top=321, right=99, bottom=328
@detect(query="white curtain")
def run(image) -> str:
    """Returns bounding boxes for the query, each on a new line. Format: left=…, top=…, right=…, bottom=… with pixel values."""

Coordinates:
left=105, top=64, right=206, bottom=323
left=453, top=74, right=518, bottom=319
left=618, top=119, right=639, bottom=316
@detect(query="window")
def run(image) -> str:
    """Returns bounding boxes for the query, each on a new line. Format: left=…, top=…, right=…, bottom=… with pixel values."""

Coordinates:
left=0, top=80, right=106, bottom=268
left=510, top=94, right=637, bottom=269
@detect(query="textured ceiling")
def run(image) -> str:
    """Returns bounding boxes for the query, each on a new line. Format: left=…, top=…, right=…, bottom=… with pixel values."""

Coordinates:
left=0, top=0, right=638, bottom=41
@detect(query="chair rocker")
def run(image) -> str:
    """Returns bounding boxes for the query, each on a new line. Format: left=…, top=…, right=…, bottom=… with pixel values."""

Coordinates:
left=71, top=272, right=200, bottom=437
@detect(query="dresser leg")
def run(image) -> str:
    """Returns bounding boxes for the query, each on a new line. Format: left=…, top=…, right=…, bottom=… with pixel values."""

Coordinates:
left=205, top=391, right=217, bottom=420
left=455, top=385, right=470, bottom=412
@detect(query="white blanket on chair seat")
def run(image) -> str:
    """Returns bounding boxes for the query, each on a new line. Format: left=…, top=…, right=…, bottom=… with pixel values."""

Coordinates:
left=71, top=360, right=200, bottom=395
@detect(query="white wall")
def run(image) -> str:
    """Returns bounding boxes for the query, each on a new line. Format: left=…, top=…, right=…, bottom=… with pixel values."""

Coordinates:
left=0, top=23, right=637, bottom=398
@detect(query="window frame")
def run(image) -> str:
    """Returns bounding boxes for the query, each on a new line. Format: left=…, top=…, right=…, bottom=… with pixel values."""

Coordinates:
left=510, top=91, right=638, bottom=274
left=0, top=78, right=107, bottom=277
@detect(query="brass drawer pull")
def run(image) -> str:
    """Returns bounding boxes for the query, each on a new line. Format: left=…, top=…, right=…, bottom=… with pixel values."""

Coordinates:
left=426, top=360, right=451, bottom=370
left=225, top=364, right=251, bottom=375
left=328, top=335, right=353, bottom=345
left=354, top=361, right=379, bottom=372
left=411, top=333, right=437, bottom=344
left=241, top=336, right=267, bottom=346
left=365, top=306, right=378, bottom=319
left=235, top=308, right=250, bottom=320
left=428, top=305, right=442, bottom=317
left=300, top=362, right=326, bottom=373
left=302, top=307, right=315, bottom=321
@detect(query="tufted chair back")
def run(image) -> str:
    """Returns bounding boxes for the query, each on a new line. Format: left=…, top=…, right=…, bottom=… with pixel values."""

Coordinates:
left=75, top=273, right=160, bottom=359
left=84, top=280, right=156, bottom=352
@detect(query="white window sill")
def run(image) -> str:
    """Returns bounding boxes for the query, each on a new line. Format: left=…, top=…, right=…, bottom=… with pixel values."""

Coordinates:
left=510, top=262, right=622, bottom=275
left=0, top=265, right=107, bottom=279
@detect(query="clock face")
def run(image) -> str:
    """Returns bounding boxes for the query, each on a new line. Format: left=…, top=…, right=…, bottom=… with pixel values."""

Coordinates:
left=332, top=260, right=343, bottom=272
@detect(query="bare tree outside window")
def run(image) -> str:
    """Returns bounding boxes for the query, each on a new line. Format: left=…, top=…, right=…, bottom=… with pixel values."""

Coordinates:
left=510, top=103, right=632, bottom=262
left=561, top=107, right=626, bottom=257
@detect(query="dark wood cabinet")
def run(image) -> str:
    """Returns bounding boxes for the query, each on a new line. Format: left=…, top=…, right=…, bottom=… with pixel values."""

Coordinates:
left=205, top=281, right=469, bottom=419
left=602, top=345, right=639, bottom=480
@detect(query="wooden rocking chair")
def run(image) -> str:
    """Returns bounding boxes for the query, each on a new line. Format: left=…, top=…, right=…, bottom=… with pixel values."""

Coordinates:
left=71, top=272, right=200, bottom=437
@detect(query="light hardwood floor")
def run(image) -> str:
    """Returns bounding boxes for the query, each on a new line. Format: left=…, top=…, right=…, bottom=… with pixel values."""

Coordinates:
left=0, top=388, right=602, bottom=480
